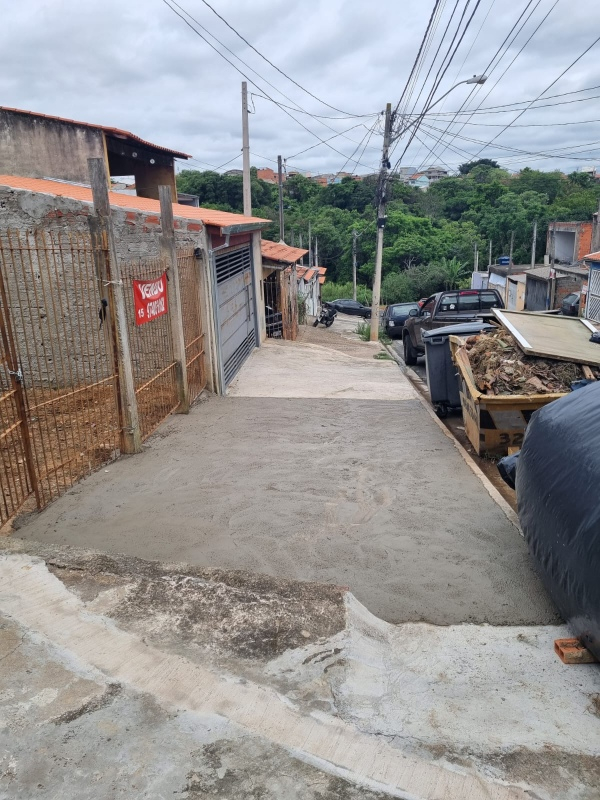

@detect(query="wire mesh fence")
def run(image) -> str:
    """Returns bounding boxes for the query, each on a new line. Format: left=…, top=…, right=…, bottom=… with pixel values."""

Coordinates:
left=177, top=248, right=206, bottom=403
left=121, top=256, right=179, bottom=440
left=0, top=229, right=120, bottom=523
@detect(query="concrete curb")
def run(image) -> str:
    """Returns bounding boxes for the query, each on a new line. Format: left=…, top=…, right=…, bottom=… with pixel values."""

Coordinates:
left=384, top=343, right=521, bottom=534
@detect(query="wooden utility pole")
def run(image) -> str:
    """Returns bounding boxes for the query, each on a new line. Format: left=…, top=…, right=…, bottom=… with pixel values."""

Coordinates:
left=277, top=155, right=284, bottom=242
left=370, top=102, right=393, bottom=341
left=159, top=185, right=189, bottom=414
left=241, top=82, right=252, bottom=217
left=531, top=219, right=537, bottom=268
left=88, top=157, right=142, bottom=454
left=509, top=230, right=515, bottom=265
left=488, top=239, right=492, bottom=268
left=352, top=230, right=358, bottom=300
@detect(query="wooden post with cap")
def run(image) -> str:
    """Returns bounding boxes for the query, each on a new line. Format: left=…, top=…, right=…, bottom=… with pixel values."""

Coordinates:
left=88, top=157, right=142, bottom=454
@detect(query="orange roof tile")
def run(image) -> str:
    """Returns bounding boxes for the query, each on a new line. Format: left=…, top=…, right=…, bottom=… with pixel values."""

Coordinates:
left=0, top=175, right=270, bottom=231
left=303, top=268, right=317, bottom=281
left=1, top=106, right=191, bottom=159
left=261, top=239, right=308, bottom=264
left=318, top=276, right=326, bottom=284
left=583, top=250, right=600, bottom=260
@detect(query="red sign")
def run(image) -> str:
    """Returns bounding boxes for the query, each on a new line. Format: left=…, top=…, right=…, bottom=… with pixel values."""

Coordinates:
left=133, top=273, right=168, bottom=325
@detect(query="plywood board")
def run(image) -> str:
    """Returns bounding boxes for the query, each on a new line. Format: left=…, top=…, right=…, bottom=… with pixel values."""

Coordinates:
left=492, top=310, right=600, bottom=366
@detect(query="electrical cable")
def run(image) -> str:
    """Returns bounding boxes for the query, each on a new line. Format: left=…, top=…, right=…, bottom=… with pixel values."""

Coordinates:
left=195, top=0, right=366, bottom=117
left=160, top=0, right=378, bottom=170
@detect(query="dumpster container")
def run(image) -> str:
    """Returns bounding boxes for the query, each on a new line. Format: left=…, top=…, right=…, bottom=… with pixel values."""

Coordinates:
left=422, top=322, right=496, bottom=418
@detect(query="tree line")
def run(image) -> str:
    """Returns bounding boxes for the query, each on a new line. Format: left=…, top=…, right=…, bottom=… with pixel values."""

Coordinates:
left=177, top=162, right=600, bottom=303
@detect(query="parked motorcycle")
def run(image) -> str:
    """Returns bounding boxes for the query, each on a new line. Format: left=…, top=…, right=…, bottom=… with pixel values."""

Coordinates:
left=312, top=303, right=337, bottom=328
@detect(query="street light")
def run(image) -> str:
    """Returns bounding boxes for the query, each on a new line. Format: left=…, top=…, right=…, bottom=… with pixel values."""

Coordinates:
left=369, top=75, right=488, bottom=342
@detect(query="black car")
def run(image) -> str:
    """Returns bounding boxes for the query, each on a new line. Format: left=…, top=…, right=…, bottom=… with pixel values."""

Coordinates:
left=328, top=299, right=371, bottom=318
left=561, top=292, right=580, bottom=316
left=382, top=302, right=420, bottom=338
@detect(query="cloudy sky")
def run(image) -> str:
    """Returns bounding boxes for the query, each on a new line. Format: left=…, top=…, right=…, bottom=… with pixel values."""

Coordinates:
left=1, top=0, right=599, bottom=176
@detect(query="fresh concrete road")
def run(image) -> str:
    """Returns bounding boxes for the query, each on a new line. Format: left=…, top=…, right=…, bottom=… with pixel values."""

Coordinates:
left=14, top=326, right=558, bottom=626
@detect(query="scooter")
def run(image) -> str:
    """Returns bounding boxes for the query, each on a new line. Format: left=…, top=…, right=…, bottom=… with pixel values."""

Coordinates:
left=312, top=303, right=337, bottom=328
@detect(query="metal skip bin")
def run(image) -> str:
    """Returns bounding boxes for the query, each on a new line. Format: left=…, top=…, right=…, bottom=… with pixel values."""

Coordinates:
left=452, top=343, right=566, bottom=456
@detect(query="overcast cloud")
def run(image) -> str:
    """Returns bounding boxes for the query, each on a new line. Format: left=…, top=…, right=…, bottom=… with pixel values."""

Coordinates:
left=0, top=0, right=598, bottom=176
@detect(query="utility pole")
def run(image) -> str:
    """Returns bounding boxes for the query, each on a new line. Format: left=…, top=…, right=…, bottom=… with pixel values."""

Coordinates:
left=352, top=230, right=358, bottom=300
left=531, top=219, right=537, bottom=268
left=474, top=242, right=479, bottom=272
left=277, top=154, right=284, bottom=242
left=509, top=230, right=515, bottom=265
left=241, top=82, right=251, bottom=217
left=308, top=220, right=313, bottom=268
left=370, top=102, right=393, bottom=342
left=299, top=231, right=304, bottom=264
left=488, top=239, right=492, bottom=268
left=314, top=235, right=319, bottom=267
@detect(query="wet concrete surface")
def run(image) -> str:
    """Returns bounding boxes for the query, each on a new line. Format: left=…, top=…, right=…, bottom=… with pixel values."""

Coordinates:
left=14, top=333, right=558, bottom=626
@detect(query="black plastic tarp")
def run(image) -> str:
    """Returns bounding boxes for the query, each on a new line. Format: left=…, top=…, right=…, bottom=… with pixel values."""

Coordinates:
left=516, top=381, right=600, bottom=658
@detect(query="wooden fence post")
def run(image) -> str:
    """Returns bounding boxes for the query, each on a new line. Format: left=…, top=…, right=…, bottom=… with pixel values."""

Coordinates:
left=158, top=185, right=189, bottom=413
left=88, top=157, right=142, bottom=454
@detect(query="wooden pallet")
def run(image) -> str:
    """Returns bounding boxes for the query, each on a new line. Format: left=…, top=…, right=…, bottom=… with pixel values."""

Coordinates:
left=554, top=638, right=599, bottom=664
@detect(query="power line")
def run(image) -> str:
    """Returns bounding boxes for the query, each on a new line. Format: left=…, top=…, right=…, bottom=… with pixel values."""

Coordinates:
left=470, top=31, right=600, bottom=158
left=423, top=84, right=600, bottom=114
left=160, top=0, right=378, bottom=170
left=195, top=0, right=365, bottom=117
left=250, top=94, right=379, bottom=121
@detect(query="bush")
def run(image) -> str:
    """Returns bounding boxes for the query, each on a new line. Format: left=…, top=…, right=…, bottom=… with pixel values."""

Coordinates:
left=321, top=281, right=372, bottom=304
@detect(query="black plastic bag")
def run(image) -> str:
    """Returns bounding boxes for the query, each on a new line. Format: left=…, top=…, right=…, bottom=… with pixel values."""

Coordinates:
left=516, top=381, right=600, bottom=658
left=497, top=451, right=520, bottom=490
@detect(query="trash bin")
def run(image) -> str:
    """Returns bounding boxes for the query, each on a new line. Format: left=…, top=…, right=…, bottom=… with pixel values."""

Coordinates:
left=422, top=322, right=496, bottom=418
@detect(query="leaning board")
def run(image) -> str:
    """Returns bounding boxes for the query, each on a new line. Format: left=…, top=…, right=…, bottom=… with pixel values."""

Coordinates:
left=492, top=309, right=600, bottom=367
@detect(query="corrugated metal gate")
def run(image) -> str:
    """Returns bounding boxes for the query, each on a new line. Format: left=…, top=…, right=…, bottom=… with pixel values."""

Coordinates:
left=215, top=245, right=256, bottom=387
left=525, top=277, right=547, bottom=311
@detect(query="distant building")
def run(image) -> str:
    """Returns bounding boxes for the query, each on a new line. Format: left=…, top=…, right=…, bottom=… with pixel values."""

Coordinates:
left=0, top=106, right=190, bottom=201
left=422, top=165, right=449, bottom=183
left=256, top=168, right=278, bottom=184
left=546, top=221, right=593, bottom=265
left=223, top=169, right=244, bottom=177
left=406, top=173, right=430, bottom=190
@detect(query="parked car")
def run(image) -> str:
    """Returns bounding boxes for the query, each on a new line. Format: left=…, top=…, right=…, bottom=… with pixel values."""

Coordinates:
left=561, top=292, right=580, bottom=316
left=382, top=302, right=420, bottom=338
left=402, top=288, right=504, bottom=365
left=327, top=299, right=371, bottom=318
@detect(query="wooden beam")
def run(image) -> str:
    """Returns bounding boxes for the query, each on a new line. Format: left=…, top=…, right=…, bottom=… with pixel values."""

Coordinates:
left=88, top=157, right=142, bottom=454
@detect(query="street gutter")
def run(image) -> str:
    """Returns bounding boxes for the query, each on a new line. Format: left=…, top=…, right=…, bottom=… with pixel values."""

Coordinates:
left=384, top=342, right=521, bottom=533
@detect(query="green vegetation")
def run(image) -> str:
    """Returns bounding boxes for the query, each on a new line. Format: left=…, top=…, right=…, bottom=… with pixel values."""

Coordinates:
left=177, top=163, right=600, bottom=304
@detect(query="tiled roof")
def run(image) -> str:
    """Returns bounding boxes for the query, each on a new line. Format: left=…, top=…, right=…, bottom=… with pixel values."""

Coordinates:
left=583, top=250, right=600, bottom=261
left=0, top=106, right=191, bottom=159
left=318, top=276, right=326, bottom=284
left=0, top=175, right=270, bottom=231
left=303, top=268, right=317, bottom=281
left=261, top=240, right=308, bottom=264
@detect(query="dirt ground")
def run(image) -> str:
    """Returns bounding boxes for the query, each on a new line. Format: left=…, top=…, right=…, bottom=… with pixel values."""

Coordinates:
left=13, top=328, right=558, bottom=626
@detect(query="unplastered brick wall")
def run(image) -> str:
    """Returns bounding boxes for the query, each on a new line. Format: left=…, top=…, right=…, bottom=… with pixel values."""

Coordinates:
left=555, top=276, right=582, bottom=307
left=0, top=186, right=204, bottom=389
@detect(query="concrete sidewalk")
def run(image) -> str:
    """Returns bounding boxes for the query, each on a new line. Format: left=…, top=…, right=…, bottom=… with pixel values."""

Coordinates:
left=13, top=326, right=557, bottom=626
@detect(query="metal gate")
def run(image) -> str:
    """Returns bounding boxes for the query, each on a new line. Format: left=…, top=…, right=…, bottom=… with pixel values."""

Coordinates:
left=215, top=245, right=256, bottom=388
left=587, top=265, right=600, bottom=322
left=525, top=277, right=547, bottom=311
left=507, top=279, right=518, bottom=310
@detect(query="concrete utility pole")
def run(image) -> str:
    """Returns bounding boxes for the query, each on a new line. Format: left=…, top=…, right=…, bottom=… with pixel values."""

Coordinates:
left=352, top=230, right=358, bottom=300
left=474, top=242, right=479, bottom=272
left=241, top=82, right=252, bottom=217
left=531, top=219, right=537, bottom=268
left=314, top=235, right=319, bottom=267
left=299, top=231, right=304, bottom=264
left=509, top=230, right=515, bottom=265
left=277, top=155, right=284, bottom=242
left=308, top=220, right=313, bottom=268
left=370, top=102, right=393, bottom=342
left=488, top=239, right=492, bottom=268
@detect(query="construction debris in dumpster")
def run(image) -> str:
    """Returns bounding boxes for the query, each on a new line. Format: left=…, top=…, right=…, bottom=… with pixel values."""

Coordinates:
left=464, top=329, right=590, bottom=395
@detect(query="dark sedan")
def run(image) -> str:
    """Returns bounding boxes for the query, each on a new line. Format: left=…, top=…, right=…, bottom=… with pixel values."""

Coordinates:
left=382, top=302, right=420, bottom=338
left=561, top=292, right=580, bottom=316
left=328, top=299, right=371, bottom=317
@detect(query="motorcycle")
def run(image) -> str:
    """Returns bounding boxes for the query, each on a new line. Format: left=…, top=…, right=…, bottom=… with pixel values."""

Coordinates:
left=312, top=302, right=337, bottom=328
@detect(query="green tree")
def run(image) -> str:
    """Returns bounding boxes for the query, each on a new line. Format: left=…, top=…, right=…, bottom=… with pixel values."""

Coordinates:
left=458, top=158, right=500, bottom=174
